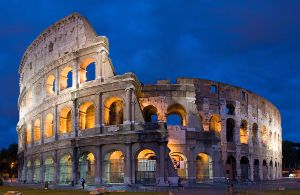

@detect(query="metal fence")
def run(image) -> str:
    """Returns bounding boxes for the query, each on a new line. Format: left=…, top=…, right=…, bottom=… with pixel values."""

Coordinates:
left=136, top=160, right=156, bottom=184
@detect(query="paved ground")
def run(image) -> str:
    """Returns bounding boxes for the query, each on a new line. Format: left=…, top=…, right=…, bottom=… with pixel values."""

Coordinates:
left=3, top=178, right=300, bottom=194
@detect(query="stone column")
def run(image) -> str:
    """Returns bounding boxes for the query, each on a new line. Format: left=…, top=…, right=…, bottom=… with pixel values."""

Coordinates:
left=124, top=143, right=132, bottom=184
left=72, top=58, right=80, bottom=89
left=41, top=154, right=44, bottom=183
left=98, top=93, right=104, bottom=133
left=259, top=159, right=263, bottom=181
left=55, top=68, right=59, bottom=95
left=249, top=158, right=254, bottom=181
left=31, top=120, right=34, bottom=148
left=72, top=98, right=79, bottom=137
left=54, top=105, right=59, bottom=141
left=54, top=150, right=58, bottom=183
left=95, top=146, right=101, bottom=185
left=236, top=155, right=241, bottom=181
left=41, top=112, right=44, bottom=145
left=72, top=147, right=78, bottom=184
left=131, top=90, right=135, bottom=130
left=158, top=143, right=168, bottom=186
left=123, top=88, right=132, bottom=128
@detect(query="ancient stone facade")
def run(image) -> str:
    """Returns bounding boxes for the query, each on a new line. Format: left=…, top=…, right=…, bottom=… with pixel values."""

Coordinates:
left=17, top=13, right=282, bottom=186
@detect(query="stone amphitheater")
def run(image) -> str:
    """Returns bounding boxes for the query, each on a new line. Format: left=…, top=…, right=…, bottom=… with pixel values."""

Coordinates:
left=16, top=13, right=282, bottom=186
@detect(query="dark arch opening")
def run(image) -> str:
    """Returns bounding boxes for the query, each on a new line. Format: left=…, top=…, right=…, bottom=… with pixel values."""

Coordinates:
left=225, top=104, right=235, bottom=115
left=143, top=105, right=158, bottom=123
left=226, top=118, right=235, bottom=142
left=86, top=62, right=96, bottom=82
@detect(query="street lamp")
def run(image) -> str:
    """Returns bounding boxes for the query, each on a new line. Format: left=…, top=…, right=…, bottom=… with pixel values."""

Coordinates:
left=10, top=162, right=14, bottom=183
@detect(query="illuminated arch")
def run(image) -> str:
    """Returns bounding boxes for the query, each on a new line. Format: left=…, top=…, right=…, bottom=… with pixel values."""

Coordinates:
left=167, top=103, right=186, bottom=126
left=136, top=149, right=157, bottom=184
left=209, top=114, right=221, bottom=138
left=44, top=113, right=54, bottom=138
left=46, top=74, right=56, bottom=96
left=80, top=58, right=96, bottom=83
left=196, top=153, right=213, bottom=182
left=33, top=119, right=41, bottom=142
left=26, top=124, right=31, bottom=144
left=60, top=66, right=72, bottom=90
left=104, top=97, right=124, bottom=125
left=26, top=161, right=32, bottom=181
left=60, top=154, right=72, bottom=184
left=44, top=157, right=54, bottom=183
left=143, top=105, right=158, bottom=123
left=79, top=152, right=95, bottom=184
left=240, top=120, right=248, bottom=144
left=104, top=150, right=124, bottom=183
left=59, top=107, right=72, bottom=134
left=79, top=102, right=95, bottom=130
left=33, top=159, right=41, bottom=183
left=262, top=125, right=267, bottom=145
left=170, top=152, right=188, bottom=180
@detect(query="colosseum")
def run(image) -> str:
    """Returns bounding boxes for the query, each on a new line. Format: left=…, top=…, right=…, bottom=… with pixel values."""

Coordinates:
left=16, top=13, right=282, bottom=187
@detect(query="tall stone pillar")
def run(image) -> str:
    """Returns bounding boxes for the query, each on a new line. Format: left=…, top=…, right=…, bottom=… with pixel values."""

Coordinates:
left=41, top=154, right=44, bottom=183
left=54, top=105, right=59, bottom=141
left=54, top=150, right=58, bottom=183
left=95, top=146, right=101, bottom=185
left=123, top=88, right=133, bottom=130
left=72, top=98, right=79, bottom=137
left=249, top=158, right=254, bottom=181
left=124, top=143, right=132, bottom=184
left=72, top=58, right=80, bottom=89
left=96, top=93, right=104, bottom=133
left=259, top=159, right=263, bottom=181
left=41, top=112, right=44, bottom=145
left=158, top=143, right=168, bottom=186
left=31, top=120, right=34, bottom=148
left=55, top=68, right=60, bottom=95
left=72, top=147, right=78, bottom=184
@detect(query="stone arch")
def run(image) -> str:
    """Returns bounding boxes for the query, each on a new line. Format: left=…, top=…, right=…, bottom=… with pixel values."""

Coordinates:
left=59, top=107, right=72, bottom=134
left=46, top=74, right=56, bottom=96
left=225, top=103, right=235, bottom=115
left=269, top=160, right=273, bottom=180
left=196, top=153, right=213, bottom=182
left=226, top=155, right=236, bottom=180
left=252, top=123, right=258, bottom=144
left=79, top=152, right=95, bottom=184
left=240, top=120, right=248, bottom=144
left=240, top=156, right=250, bottom=181
left=59, top=154, right=72, bottom=184
left=60, top=66, right=73, bottom=90
left=166, top=103, right=186, bottom=126
left=44, top=113, right=54, bottom=138
left=44, top=157, right=54, bottom=183
left=104, top=96, right=124, bottom=125
left=104, top=150, right=125, bottom=183
left=33, top=119, right=41, bottom=142
left=263, top=159, right=268, bottom=180
left=170, top=152, right=188, bottom=180
left=79, top=102, right=95, bottom=130
left=135, top=148, right=157, bottom=184
left=26, top=124, right=31, bottom=145
left=254, top=159, right=259, bottom=181
left=262, top=125, right=267, bottom=145
left=209, top=114, right=221, bottom=138
left=33, top=159, right=41, bottom=183
left=80, top=58, right=96, bottom=83
left=226, top=118, right=235, bottom=142
left=143, top=105, right=158, bottom=123
left=26, top=160, right=32, bottom=182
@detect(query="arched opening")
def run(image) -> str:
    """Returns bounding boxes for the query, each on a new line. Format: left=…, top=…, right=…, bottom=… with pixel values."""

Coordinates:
left=226, top=118, right=235, bottom=142
left=59, top=107, right=72, bottom=134
left=44, top=158, right=54, bottom=183
left=209, top=114, right=221, bottom=138
left=170, top=152, right=188, bottom=180
left=79, top=152, right=95, bottom=184
left=26, top=161, right=32, bottom=182
left=79, top=102, right=95, bottom=130
left=60, top=66, right=73, bottom=91
left=80, top=58, right=96, bottom=83
left=167, top=104, right=186, bottom=126
left=46, top=74, right=56, bottom=96
left=143, top=105, right=158, bottom=123
left=254, top=159, right=259, bottom=181
left=26, top=124, right=31, bottom=145
left=226, top=155, right=236, bottom=180
left=263, top=160, right=268, bottom=180
left=240, top=156, right=249, bottom=181
left=104, top=97, right=124, bottom=125
left=262, top=125, right=267, bottom=145
left=225, top=104, right=235, bottom=115
left=44, top=113, right=54, bottom=138
left=33, top=159, right=41, bottom=183
left=33, top=119, right=41, bottom=142
left=136, top=149, right=156, bottom=184
left=196, top=153, right=213, bottom=182
left=240, top=120, right=248, bottom=144
left=252, top=123, right=258, bottom=144
left=104, top=150, right=124, bottom=183
left=60, top=154, right=72, bottom=184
